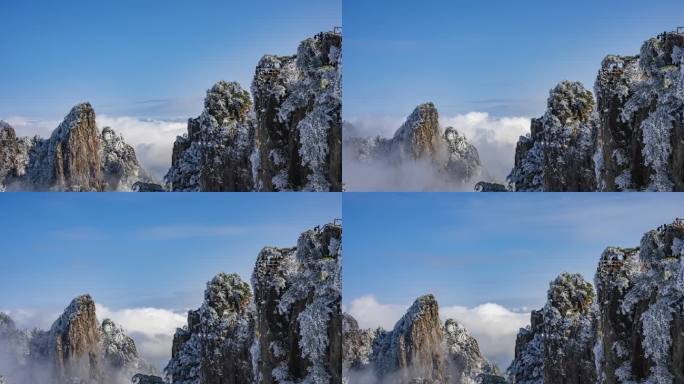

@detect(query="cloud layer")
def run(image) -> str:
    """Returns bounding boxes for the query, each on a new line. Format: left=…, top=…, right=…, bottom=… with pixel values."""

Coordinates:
left=96, top=304, right=187, bottom=370
left=343, top=112, right=531, bottom=191
left=4, top=115, right=187, bottom=181
left=346, top=295, right=529, bottom=370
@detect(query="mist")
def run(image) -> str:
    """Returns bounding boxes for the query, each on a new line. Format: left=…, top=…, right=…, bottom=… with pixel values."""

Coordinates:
left=343, top=112, right=531, bottom=192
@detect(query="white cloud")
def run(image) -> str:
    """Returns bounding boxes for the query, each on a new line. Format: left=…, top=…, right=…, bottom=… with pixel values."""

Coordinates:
left=346, top=295, right=530, bottom=370
left=96, top=115, right=187, bottom=180
left=440, top=303, right=530, bottom=368
left=96, top=304, right=187, bottom=368
left=346, top=295, right=408, bottom=330
left=344, top=111, right=531, bottom=189
left=1, top=115, right=187, bottom=181
left=441, top=112, right=530, bottom=183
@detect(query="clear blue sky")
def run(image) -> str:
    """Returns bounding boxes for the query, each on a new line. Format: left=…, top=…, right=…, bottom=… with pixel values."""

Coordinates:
left=343, top=0, right=684, bottom=120
left=0, top=193, right=341, bottom=312
left=0, top=0, right=340, bottom=119
left=343, top=193, right=684, bottom=310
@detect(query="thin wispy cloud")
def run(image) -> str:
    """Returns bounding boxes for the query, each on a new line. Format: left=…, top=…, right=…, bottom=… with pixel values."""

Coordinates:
left=51, top=227, right=108, bottom=241
left=137, top=225, right=248, bottom=240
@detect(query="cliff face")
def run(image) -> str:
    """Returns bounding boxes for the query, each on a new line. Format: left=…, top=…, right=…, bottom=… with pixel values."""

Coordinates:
left=508, top=273, right=597, bottom=384
left=0, top=295, right=150, bottom=384
left=344, top=103, right=482, bottom=188
left=508, top=82, right=597, bottom=192
left=594, top=32, right=684, bottom=191
left=510, top=220, right=684, bottom=383
left=166, top=31, right=342, bottom=192
left=509, top=30, right=684, bottom=191
left=166, top=273, right=254, bottom=384
left=594, top=221, right=684, bottom=383
left=0, top=104, right=154, bottom=191
left=343, top=295, right=504, bottom=384
left=372, top=295, right=447, bottom=383
left=166, top=223, right=342, bottom=384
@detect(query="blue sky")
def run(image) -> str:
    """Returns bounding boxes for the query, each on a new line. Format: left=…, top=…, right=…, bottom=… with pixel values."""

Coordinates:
left=344, top=0, right=684, bottom=120
left=0, top=0, right=340, bottom=119
left=343, top=193, right=684, bottom=309
left=0, top=193, right=340, bottom=312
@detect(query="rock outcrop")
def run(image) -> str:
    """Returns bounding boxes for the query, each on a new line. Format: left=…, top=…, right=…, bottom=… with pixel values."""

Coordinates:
left=593, top=220, right=684, bottom=383
left=0, top=104, right=155, bottom=191
left=0, top=295, right=152, bottom=384
left=166, top=222, right=342, bottom=384
left=510, top=220, right=684, bottom=383
left=509, top=30, right=684, bottom=191
left=508, top=273, right=597, bottom=384
left=343, top=295, right=503, bottom=384
left=508, top=82, right=597, bottom=192
left=166, top=31, right=342, bottom=192
left=344, top=103, right=482, bottom=189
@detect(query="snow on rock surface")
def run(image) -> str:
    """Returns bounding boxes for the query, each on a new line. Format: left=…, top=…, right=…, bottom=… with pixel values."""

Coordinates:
left=344, top=103, right=482, bottom=188
left=508, top=81, right=597, bottom=192
left=510, top=30, right=684, bottom=191
left=0, top=104, right=155, bottom=191
left=0, top=295, right=153, bottom=384
left=166, top=31, right=342, bottom=192
left=165, top=222, right=342, bottom=384
left=510, top=220, right=684, bottom=383
left=508, top=273, right=597, bottom=384
left=343, top=295, right=505, bottom=384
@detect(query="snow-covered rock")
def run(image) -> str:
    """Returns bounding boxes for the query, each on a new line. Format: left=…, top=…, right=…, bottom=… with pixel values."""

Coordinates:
left=510, top=220, right=684, bottom=383
left=510, top=30, right=684, bottom=191
left=508, top=81, right=597, bottom=192
left=344, top=103, right=482, bottom=187
left=0, top=295, right=152, bottom=384
left=344, top=295, right=504, bottom=384
left=166, top=31, right=342, bottom=192
left=0, top=104, right=154, bottom=191
left=508, top=273, right=597, bottom=384
left=166, top=222, right=342, bottom=384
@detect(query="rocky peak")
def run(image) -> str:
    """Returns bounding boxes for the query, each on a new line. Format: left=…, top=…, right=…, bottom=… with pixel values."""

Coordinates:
left=99, top=318, right=139, bottom=369
left=547, top=272, right=594, bottom=317
left=508, top=274, right=597, bottom=384
left=392, top=103, right=441, bottom=160
left=166, top=31, right=341, bottom=192
left=166, top=273, right=255, bottom=384
left=166, top=223, right=341, bottom=384
left=43, top=103, right=103, bottom=191
left=344, top=296, right=505, bottom=384
left=342, top=313, right=376, bottom=372
left=546, top=81, right=595, bottom=125
left=251, top=222, right=342, bottom=384
left=593, top=219, right=684, bottom=383
left=443, top=126, right=481, bottom=181
left=344, top=103, right=482, bottom=189
left=509, top=81, right=597, bottom=192
left=204, top=81, right=252, bottom=125
left=443, top=318, right=500, bottom=384
left=0, top=294, right=151, bottom=384
left=511, top=30, right=684, bottom=191
left=372, top=294, right=446, bottom=382
left=0, top=103, right=152, bottom=191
